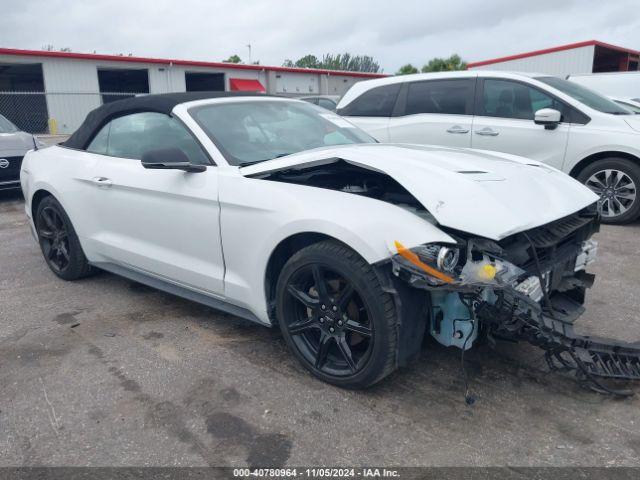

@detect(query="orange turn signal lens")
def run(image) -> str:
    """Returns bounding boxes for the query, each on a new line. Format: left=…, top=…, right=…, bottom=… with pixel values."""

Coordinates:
left=394, top=241, right=455, bottom=284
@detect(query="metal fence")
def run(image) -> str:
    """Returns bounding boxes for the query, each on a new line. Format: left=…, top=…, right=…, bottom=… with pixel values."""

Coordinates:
left=0, top=91, right=147, bottom=135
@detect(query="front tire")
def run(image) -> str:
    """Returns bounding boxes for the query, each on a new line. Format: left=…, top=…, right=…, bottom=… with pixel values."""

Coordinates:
left=276, top=240, right=398, bottom=388
left=577, top=158, right=640, bottom=224
left=35, top=195, right=94, bottom=280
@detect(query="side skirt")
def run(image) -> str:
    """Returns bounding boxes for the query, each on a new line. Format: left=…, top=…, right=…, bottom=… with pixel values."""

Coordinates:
left=91, top=261, right=265, bottom=325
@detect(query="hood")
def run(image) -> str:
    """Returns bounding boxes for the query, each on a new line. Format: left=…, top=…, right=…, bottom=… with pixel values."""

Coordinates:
left=241, top=144, right=599, bottom=240
left=0, top=131, right=35, bottom=156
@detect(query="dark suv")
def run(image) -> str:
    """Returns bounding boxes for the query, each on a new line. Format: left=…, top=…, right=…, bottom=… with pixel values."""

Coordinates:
left=0, top=114, right=40, bottom=191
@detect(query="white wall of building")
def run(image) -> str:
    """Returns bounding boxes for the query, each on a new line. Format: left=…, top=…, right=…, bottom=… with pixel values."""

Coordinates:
left=42, top=58, right=102, bottom=133
left=274, top=72, right=318, bottom=95
left=469, top=45, right=595, bottom=77
left=327, top=75, right=358, bottom=96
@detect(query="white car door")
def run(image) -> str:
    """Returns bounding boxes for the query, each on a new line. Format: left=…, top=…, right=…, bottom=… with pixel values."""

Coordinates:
left=471, top=78, right=570, bottom=170
left=387, top=78, right=475, bottom=148
left=339, top=83, right=402, bottom=142
left=77, top=112, right=225, bottom=295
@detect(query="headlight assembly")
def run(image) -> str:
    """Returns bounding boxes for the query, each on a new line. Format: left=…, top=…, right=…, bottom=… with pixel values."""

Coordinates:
left=412, top=244, right=461, bottom=274
left=393, top=240, right=524, bottom=289
left=437, top=246, right=460, bottom=273
left=394, top=241, right=458, bottom=285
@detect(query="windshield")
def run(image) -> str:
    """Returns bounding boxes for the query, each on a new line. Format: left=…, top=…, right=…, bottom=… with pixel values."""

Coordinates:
left=189, top=100, right=375, bottom=166
left=0, top=114, right=19, bottom=133
left=536, top=77, right=631, bottom=115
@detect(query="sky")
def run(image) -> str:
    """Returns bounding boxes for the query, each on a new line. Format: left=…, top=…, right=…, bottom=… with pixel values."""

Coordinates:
left=1, top=0, right=639, bottom=73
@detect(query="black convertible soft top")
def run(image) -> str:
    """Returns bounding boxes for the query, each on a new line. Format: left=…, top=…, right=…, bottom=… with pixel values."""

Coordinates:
left=63, top=91, right=269, bottom=150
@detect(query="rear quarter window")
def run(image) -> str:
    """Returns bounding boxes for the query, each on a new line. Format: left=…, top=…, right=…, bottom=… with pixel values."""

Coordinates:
left=338, top=83, right=401, bottom=117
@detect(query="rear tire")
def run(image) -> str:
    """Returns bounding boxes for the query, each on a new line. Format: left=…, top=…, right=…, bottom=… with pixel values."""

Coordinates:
left=577, top=158, right=640, bottom=224
left=276, top=240, right=398, bottom=388
left=35, top=195, right=94, bottom=280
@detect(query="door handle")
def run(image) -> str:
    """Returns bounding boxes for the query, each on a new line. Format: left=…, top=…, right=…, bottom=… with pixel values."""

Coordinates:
left=475, top=128, right=499, bottom=136
left=92, top=176, right=113, bottom=187
left=446, top=126, right=470, bottom=134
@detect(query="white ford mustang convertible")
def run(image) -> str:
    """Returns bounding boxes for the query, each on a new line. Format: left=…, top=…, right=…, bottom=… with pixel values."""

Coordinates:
left=20, top=93, right=640, bottom=391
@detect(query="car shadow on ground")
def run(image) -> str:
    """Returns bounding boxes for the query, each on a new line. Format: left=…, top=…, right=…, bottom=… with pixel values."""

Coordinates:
left=0, top=189, right=23, bottom=201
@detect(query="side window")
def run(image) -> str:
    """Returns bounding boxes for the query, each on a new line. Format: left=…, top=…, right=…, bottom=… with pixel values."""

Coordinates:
left=87, top=123, right=110, bottom=155
left=338, top=83, right=401, bottom=117
left=481, top=79, right=570, bottom=121
left=91, top=112, right=210, bottom=165
left=405, top=79, right=474, bottom=116
left=530, top=88, right=556, bottom=112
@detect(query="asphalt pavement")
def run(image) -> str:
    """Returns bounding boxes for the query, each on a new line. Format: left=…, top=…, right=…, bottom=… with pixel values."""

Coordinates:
left=1, top=190, right=639, bottom=467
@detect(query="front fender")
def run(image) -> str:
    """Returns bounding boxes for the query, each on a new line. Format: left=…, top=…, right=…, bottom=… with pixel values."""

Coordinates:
left=219, top=173, right=454, bottom=324
left=565, top=132, right=640, bottom=175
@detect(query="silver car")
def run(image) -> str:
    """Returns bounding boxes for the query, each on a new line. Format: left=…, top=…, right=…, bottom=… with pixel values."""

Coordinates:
left=0, top=114, right=41, bottom=191
left=299, top=95, right=341, bottom=111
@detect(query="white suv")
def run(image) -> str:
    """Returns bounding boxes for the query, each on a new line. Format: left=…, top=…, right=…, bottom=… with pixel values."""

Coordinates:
left=337, top=71, right=640, bottom=224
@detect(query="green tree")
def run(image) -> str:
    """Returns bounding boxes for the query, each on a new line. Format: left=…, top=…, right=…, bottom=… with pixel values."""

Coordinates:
left=396, top=63, right=419, bottom=75
left=320, top=53, right=381, bottom=73
left=283, top=53, right=381, bottom=73
left=421, top=54, right=467, bottom=72
left=224, top=54, right=242, bottom=63
left=283, top=54, right=320, bottom=69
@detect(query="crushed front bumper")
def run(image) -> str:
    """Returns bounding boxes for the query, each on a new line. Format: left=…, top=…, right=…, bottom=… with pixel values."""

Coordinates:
left=475, top=288, right=640, bottom=382
left=389, top=208, right=640, bottom=389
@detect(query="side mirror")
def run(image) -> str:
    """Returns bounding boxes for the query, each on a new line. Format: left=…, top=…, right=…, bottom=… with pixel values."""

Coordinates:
left=141, top=148, right=206, bottom=173
left=534, top=108, right=562, bottom=130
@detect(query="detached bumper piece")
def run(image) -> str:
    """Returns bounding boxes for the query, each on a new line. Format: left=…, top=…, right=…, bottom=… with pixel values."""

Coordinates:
left=475, top=290, right=640, bottom=394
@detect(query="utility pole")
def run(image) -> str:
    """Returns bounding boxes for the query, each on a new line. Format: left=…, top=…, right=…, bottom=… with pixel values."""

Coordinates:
left=246, top=43, right=252, bottom=64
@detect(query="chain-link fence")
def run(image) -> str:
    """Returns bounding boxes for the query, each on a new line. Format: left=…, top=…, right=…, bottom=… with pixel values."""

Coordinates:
left=0, top=91, right=147, bottom=135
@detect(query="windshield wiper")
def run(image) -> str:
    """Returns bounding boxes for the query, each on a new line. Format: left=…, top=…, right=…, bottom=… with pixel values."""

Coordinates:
left=238, top=153, right=297, bottom=167
left=238, top=159, right=268, bottom=167
left=238, top=153, right=295, bottom=168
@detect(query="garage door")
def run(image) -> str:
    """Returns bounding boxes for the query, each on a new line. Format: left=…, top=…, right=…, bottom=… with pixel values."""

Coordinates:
left=185, top=72, right=225, bottom=91
left=0, top=63, right=49, bottom=133
left=98, top=68, right=149, bottom=104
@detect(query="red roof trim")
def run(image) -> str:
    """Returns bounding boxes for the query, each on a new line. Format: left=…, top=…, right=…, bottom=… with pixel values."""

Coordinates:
left=0, top=47, right=387, bottom=78
left=467, top=40, right=640, bottom=68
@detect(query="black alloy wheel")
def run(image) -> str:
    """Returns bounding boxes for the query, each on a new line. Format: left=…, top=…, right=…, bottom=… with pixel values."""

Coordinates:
left=37, top=204, right=71, bottom=274
left=276, top=240, right=398, bottom=388
left=283, top=263, right=374, bottom=376
left=35, top=195, right=94, bottom=280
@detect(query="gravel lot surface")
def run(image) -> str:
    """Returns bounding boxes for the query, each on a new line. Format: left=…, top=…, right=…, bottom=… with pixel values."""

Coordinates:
left=1, top=190, right=639, bottom=467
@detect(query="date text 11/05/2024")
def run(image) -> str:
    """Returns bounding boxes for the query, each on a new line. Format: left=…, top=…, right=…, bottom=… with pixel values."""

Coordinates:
left=233, top=468, right=400, bottom=478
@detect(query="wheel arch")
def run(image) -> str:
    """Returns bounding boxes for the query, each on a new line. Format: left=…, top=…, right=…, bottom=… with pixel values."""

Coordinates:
left=264, top=232, right=353, bottom=318
left=568, top=151, right=640, bottom=178
left=31, top=188, right=55, bottom=220
left=264, top=231, right=432, bottom=372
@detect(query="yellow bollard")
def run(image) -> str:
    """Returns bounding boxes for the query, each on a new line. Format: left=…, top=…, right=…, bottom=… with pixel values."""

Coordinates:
left=48, top=118, right=58, bottom=135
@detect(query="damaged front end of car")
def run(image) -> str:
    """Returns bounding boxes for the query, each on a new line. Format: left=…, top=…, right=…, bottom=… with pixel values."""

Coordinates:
left=390, top=202, right=640, bottom=394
